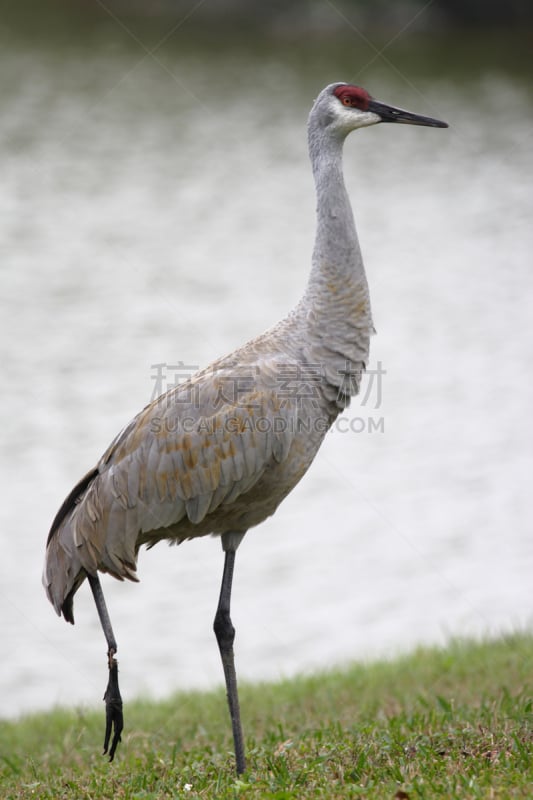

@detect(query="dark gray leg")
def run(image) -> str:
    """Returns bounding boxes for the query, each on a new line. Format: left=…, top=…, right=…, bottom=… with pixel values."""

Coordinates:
left=88, top=572, right=123, bottom=761
left=214, top=533, right=246, bottom=774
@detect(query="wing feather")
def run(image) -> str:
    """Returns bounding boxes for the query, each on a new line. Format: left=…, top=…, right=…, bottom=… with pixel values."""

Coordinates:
left=44, top=359, right=300, bottom=620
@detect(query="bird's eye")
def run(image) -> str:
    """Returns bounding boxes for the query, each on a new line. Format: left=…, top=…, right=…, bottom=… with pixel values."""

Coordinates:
left=342, top=97, right=352, bottom=107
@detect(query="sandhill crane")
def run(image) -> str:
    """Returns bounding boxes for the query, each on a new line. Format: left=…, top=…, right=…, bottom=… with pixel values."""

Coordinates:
left=43, top=82, right=447, bottom=773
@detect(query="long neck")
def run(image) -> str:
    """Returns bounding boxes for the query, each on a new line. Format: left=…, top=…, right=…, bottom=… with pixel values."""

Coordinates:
left=309, top=129, right=362, bottom=278
left=300, top=126, right=373, bottom=410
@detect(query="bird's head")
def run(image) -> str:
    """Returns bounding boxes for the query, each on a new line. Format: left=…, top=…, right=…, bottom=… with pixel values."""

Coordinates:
left=309, top=82, right=448, bottom=137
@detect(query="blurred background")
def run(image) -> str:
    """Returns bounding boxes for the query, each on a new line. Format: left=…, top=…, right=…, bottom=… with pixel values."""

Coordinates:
left=1, top=1, right=532, bottom=718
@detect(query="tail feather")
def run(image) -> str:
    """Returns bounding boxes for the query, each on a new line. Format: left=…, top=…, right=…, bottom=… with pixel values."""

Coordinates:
left=46, top=468, right=99, bottom=546
left=43, top=468, right=99, bottom=621
left=43, top=522, right=88, bottom=621
left=44, top=466, right=140, bottom=622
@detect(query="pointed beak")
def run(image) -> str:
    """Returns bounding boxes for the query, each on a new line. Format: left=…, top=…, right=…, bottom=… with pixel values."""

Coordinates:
left=368, top=99, right=448, bottom=128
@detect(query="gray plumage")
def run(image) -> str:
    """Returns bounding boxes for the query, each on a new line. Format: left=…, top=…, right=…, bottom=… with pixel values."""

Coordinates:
left=43, top=82, right=447, bottom=772
left=43, top=84, right=374, bottom=618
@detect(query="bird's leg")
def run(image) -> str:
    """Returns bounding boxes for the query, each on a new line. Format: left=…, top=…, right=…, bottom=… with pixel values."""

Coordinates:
left=214, top=532, right=246, bottom=775
left=88, top=572, right=123, bottom=762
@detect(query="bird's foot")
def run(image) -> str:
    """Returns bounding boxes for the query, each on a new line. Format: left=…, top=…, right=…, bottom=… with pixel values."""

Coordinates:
left=102, top=650, right=123, bottom=762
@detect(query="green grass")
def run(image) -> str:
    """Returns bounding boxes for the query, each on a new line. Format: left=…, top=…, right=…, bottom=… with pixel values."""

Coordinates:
left=1, top=634, right=532, bottom=799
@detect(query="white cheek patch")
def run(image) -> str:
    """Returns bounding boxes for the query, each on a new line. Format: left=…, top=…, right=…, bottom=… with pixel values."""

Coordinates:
left=355, top=110, right=382, bottom=128
left=335, top=107, right=381, bottom=132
